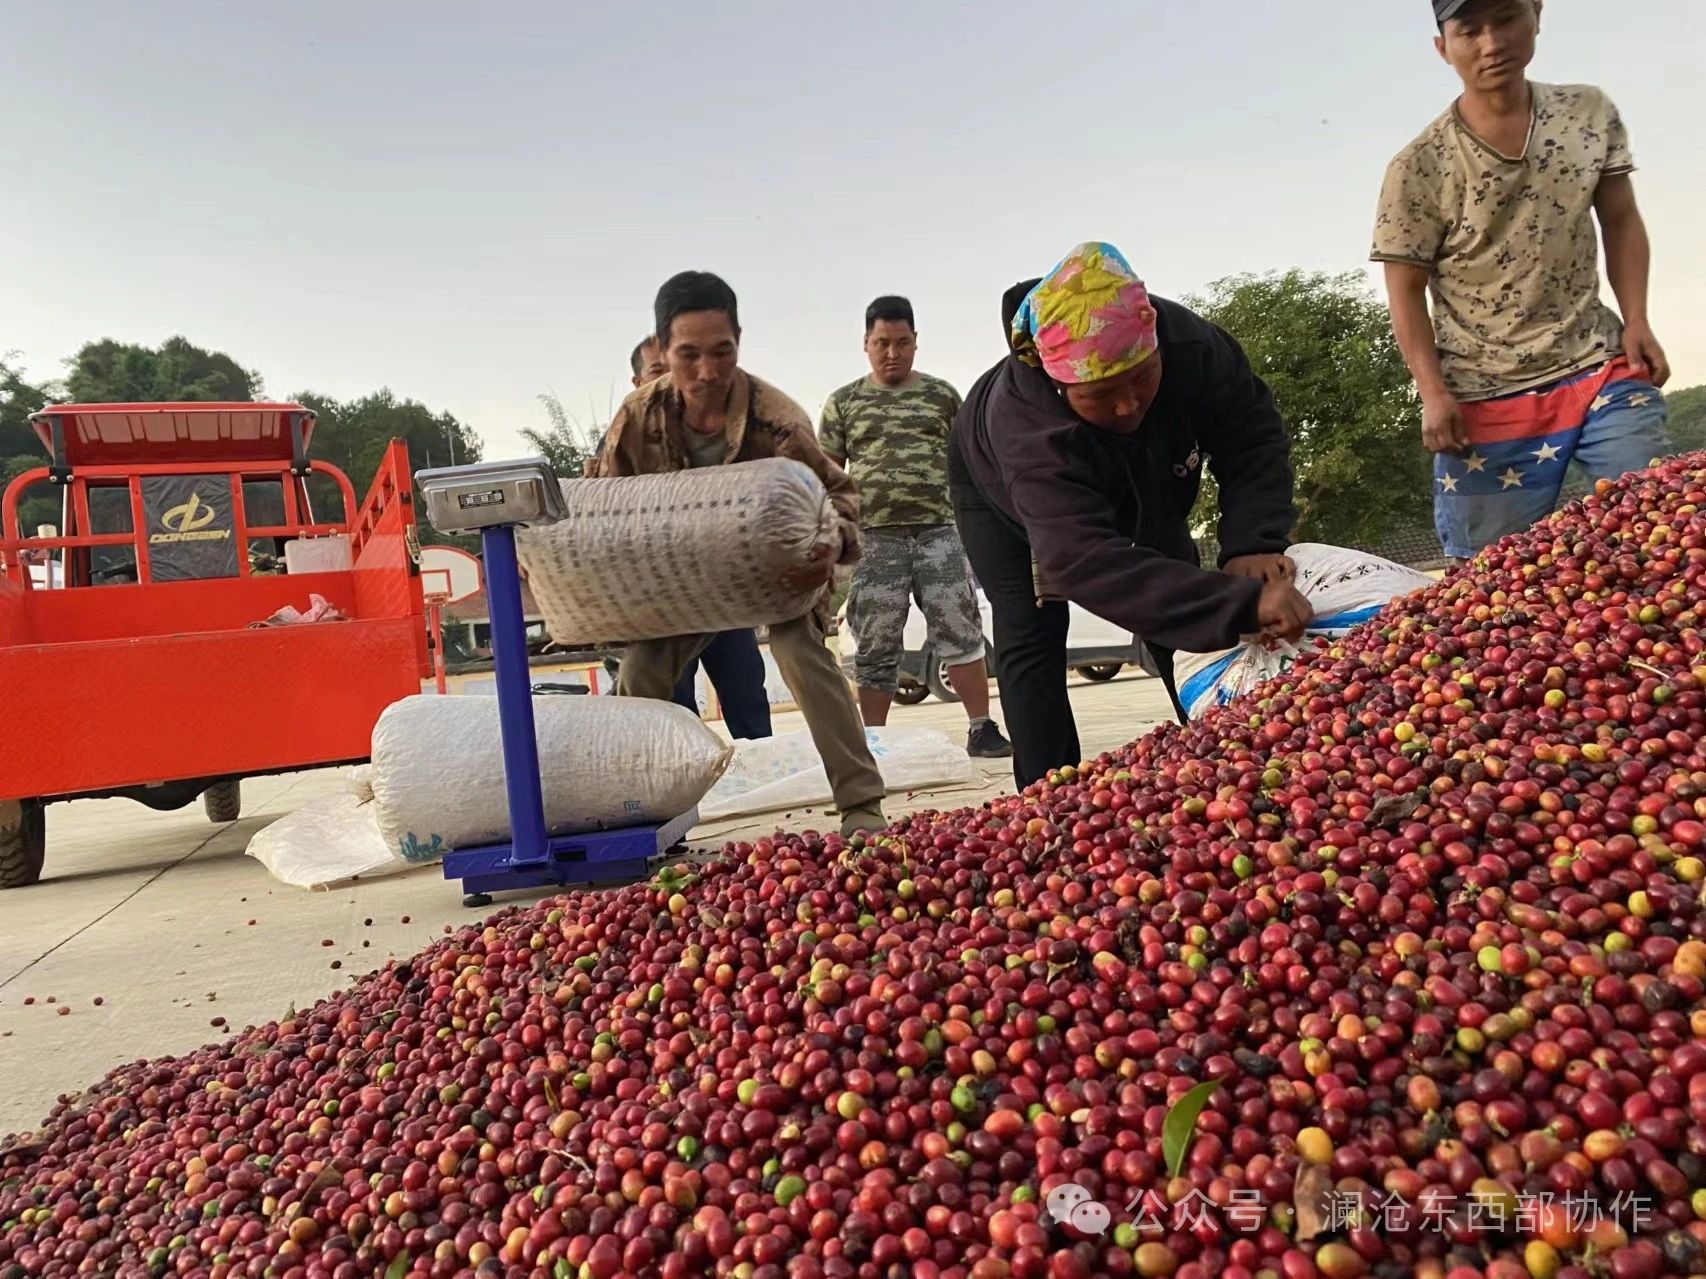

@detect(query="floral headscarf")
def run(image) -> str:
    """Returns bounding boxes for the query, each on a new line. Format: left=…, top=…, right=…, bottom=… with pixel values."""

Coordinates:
left=1009, top=242, right=1159, bottom=385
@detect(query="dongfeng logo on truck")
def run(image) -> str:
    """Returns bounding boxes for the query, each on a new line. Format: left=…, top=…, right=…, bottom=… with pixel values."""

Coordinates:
left=152, top=493, right=230, bottom=544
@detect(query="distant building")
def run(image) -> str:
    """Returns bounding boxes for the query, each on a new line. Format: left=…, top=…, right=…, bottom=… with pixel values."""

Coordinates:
left=445, top=581, right=547, bottom=652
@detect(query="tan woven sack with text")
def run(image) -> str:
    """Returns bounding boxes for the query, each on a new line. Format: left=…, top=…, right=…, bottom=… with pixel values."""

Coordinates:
left=516, top=458, right=838, bottom=644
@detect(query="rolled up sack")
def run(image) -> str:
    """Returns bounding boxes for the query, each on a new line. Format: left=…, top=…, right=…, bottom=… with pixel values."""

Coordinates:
left=369, top=694, right=734, bottom=862
left=516, top=458, right=838, bottom=645
left=1173, top=544, right=1437, bottom=719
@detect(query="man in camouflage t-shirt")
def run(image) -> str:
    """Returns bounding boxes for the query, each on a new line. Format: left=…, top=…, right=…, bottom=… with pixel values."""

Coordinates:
left=1373, top=0, right=1670, bottom=564
left=820, top=296, right=1011, bottom=758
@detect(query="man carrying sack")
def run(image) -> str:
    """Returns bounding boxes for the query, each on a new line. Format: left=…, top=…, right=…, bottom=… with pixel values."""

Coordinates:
left=589, top=270, right=888, bottom=839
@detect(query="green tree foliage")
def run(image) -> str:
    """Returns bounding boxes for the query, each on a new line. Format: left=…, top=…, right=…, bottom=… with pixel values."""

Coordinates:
left=293, top=389, right=484, bottom=546
left=1186, top=270, right=1433, bottom=550
left=1, top=355, right=61, bottom=536
left=2, top=355, right=55, bottom=454
left=63, top=336, right=261, bottom=404
left=7, top=341, right=498, bottom=563
left=10, top=337, right=260, bottom=540
left=1665, top=384, right=1706, bottom=455
left=520, top=392, right=603, bottom=480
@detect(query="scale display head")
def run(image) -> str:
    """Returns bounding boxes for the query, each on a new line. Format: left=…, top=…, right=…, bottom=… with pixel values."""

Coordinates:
left=416, top=457, right=567, bottom=534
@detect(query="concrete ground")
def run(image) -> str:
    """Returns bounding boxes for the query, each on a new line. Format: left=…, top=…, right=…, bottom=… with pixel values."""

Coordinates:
left=0, top=672, right=1175, bottom=1141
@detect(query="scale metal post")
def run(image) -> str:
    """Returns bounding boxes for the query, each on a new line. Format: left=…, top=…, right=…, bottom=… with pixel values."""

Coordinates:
left=415, top=459, right=696, bottom=906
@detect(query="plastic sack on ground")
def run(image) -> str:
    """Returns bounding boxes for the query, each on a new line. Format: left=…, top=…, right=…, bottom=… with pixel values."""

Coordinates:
left=245, top=771, right=403, bottom=890
left=1173, top=544, right=1436, bottom=719
left=697, top=728, right=975, bottom=822
left=369, top=694, right=734, bottom=862
left=516, top=459, right=838, bottom=645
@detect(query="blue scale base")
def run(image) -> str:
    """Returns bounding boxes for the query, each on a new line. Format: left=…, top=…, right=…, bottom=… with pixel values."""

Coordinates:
left=442, top=807, right=700, bottom=897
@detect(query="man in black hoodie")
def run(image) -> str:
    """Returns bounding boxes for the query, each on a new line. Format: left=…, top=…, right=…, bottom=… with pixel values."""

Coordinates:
left=950, top=242, right=1310, bottom=788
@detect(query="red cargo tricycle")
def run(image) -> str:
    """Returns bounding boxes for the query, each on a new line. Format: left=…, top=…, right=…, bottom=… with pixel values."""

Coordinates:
left=0, top=403, right=431, bottom=887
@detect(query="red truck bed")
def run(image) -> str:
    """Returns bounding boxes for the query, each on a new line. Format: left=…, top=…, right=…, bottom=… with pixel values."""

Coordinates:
left=1, top=407, right=429, bottom=808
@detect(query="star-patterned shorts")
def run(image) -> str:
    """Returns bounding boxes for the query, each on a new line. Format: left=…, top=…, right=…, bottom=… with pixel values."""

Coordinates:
left=1434, top=358, right=1669, bottom=560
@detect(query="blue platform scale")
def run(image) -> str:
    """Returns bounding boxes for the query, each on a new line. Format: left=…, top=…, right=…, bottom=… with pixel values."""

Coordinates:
left=415, top=459, right=696, bottom=907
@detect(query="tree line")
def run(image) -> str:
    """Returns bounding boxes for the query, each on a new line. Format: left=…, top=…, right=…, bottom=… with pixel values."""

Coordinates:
left=6, top=272, right=1704, bottom=557
left=1181, top=272, right=1705, bottom=552
left=1, top=338, right=483, bottom=548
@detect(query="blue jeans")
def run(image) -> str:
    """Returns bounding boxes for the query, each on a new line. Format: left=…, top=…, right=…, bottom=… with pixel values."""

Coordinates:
left=672, top=628, right=773, bottom=740
left=1434, top=363, right=1668, bottom=559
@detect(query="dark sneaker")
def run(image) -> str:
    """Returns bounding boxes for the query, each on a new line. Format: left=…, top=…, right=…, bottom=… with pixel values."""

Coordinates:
left=967, top=719, right=1013, bottom=758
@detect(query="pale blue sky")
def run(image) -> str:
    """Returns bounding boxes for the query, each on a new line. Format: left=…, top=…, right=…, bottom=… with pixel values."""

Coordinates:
left=3, top=2, right=1702, bottom=460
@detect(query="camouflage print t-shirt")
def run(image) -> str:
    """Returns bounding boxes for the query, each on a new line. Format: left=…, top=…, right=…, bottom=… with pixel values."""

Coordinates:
left=818, top=372, right=960, bottom=528
left=1370, top=82, right=1632, bottom=402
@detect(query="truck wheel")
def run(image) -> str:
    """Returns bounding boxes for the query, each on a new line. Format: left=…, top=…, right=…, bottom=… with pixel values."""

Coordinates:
left=893, top=681, right=929, bottom=707
left=203, top=781, right=243, bottom=823
left=923, top=649, right=962, bottom=705
left=1075, top=663, right=1123, bottom=682
left=0, top=800, right=47, bottom=889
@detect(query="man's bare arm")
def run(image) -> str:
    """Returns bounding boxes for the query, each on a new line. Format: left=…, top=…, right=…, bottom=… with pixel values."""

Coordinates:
left=1595, top=173, right=1670, bottom=386
left=1382, top=260, right=1466, bottom=455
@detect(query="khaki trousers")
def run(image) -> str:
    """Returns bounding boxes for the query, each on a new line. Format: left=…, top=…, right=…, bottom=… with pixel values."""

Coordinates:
left=617, top=613, right=886, bottom=816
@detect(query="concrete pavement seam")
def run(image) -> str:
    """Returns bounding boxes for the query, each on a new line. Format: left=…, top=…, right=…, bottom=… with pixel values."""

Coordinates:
left=1, top=820, right=237, bottom=992
left=0, top=771, right=323, bottom=990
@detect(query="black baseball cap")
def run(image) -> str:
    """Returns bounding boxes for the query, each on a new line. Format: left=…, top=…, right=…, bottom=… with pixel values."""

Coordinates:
left=1433, top=0, right=1471, bottom=20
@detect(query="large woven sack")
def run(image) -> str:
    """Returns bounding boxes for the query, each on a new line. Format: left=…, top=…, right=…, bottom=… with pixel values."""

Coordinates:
left=1174, top=544, right=1436, bottom=719
left=369, top=694, right=734, bottom=861
left=246, top=781, right=400, bottom=891
left=696, top=727, right=976, bottom=823
left=516, top=458, right=838, bottom=644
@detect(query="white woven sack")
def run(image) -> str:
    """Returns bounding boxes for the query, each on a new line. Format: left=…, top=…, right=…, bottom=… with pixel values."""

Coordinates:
left=369, top=694, right=734, bottom=861
left=1174, top=544, right=1435, bottom=719
left=697, top=727, right=976, bottom=822
left=246, top=789, right=401, bottom=890
left=517, top=458, right=838, bottom=644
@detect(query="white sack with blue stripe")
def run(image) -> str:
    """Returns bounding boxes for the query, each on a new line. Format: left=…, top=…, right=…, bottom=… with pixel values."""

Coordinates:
left=1173, top=544, right=1435, bottom=720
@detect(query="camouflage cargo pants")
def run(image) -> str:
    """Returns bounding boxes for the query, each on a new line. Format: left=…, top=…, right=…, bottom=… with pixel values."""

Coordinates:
left=847, top=524, right=986, bottom=693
